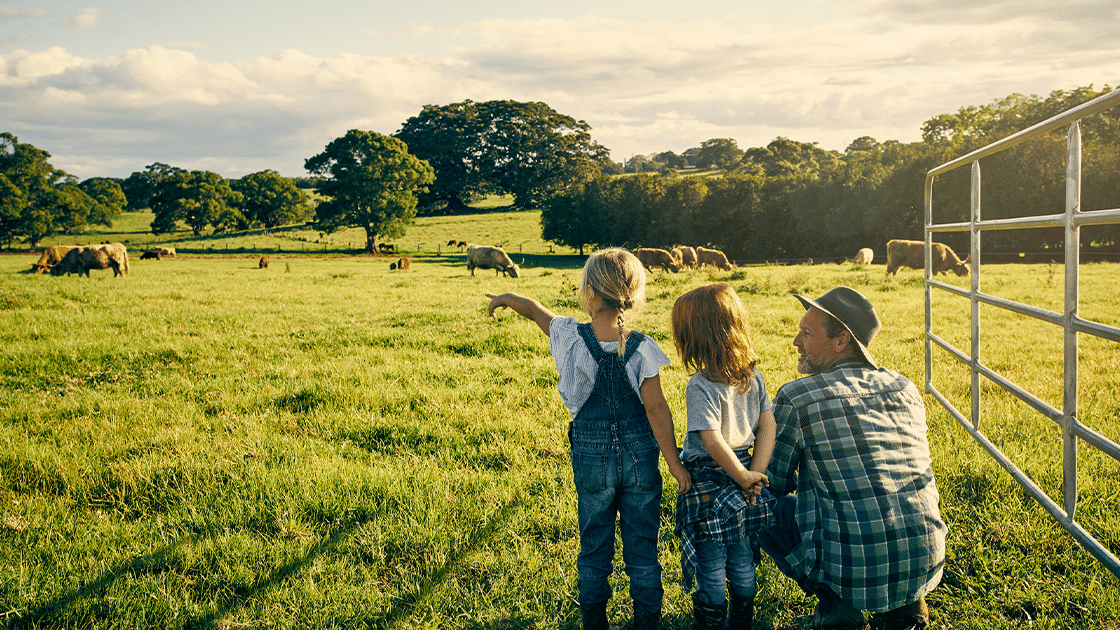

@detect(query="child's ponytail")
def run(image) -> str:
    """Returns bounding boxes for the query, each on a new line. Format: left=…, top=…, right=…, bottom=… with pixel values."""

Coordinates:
left=617, top=313, right=626, bottom=359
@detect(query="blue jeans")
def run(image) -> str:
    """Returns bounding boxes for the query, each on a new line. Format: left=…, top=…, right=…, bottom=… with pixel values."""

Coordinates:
left=693, top=536, right=756, bottom=606
left=573, top=442, right=664, bottom=614
left=758, top=494, right=847, bottom=615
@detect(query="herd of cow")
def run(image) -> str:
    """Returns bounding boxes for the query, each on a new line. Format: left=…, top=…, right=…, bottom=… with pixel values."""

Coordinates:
left=28, top=238, right=970, bottom=279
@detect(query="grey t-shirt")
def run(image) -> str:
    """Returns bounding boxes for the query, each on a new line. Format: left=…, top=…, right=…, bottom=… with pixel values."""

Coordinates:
left=681, top=370, right=772, bottom=462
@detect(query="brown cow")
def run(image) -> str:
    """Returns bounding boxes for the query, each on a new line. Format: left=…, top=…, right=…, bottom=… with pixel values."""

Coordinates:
left=259, top=256, right=269, bottom=269
left=140, top=250, right=162, bottom=260
left=154, top=246, right=176, bottom=257
left=398, top=257, right=410, bottom=270
left=695, top=246, right=733, bottom=271
left=50, top=244, right=130, bottom=277
left=31, top=245, right=76, bottom=274
left=467, top=244, right=520, bottom=278
left=886, top=239, right=969, bottom=276
left=848, top=248, right=873, bottom=265
left=635, top=248, right=682, bottom=273
left=673, top=246, right=698, bottom=268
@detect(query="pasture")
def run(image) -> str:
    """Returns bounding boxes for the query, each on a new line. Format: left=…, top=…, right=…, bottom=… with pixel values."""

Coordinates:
left=0, top=235, right=1118, bottom=628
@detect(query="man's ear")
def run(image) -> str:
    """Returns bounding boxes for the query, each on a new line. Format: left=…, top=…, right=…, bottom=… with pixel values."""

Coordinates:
left=832, top=328, right=852, bottom=354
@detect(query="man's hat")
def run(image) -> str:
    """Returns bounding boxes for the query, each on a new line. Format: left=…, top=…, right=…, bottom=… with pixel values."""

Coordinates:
left=793, top=286, right=880, bottom=367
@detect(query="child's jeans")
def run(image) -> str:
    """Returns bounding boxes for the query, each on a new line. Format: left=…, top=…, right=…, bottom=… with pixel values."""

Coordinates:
left=573, top=442, right=664, bottom=615
left=693, top=536, right=756, bottom=605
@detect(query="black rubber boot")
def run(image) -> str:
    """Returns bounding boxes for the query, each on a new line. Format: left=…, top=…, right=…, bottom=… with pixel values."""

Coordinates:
left=692, top=592, right=727, bottom=630
left=581, top=599, right=608, bottom=630
left=633, top=600, right=662, bottom=630
left=727, top=591, right=754, bottom=630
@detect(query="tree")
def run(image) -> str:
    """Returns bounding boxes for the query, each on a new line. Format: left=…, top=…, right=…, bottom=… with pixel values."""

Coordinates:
left=394, top=101, right=489, bottom=213
left=695, top=138, right=744, bottom=170
left=79, top=178, right=127, bottom=227
left=121, top=163, right=186, bottom=211
left=304, top=130, right=434, bottom=253
left=541, top=175, right=617, bottom=255
left=232, top=170, right=309, bottom=230
left=150, top=170, right=244, bottom=237
left=0, top=174, right=25, bottom=249
left=394, top=100, right=609, bottom=211
left=0, top=132, right=84, bottom=246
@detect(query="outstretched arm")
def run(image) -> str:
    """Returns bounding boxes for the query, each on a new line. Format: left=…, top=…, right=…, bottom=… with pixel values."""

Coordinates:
left=640, top=374, right=691, bottom=495
left=486, top=292, right=556, bottom=337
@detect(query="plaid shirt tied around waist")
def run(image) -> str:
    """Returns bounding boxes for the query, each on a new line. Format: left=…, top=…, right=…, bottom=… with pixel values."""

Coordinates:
left=674, top=448, right=775, bottom=591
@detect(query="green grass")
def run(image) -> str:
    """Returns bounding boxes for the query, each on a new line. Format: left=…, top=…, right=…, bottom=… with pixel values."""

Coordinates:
left=0, top=246, right=1117, bottom=628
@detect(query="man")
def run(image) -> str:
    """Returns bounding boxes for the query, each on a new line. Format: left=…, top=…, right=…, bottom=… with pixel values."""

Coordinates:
left=760, top=286, right=947, bottom=630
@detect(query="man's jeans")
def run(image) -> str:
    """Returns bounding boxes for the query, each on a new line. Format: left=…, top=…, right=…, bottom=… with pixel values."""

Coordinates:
left=758, top=494, right=848, bottom=617
left=573, top=443, right=664, bottom=614
left=693, top=536, right=756, bottom=606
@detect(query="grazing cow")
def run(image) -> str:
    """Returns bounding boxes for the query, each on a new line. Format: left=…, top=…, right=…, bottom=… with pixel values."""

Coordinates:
left=635, top=248, right=682, bottom=273
left=390, top=262, right=397, bottom=270
left=673, top=246, right=698, bottom=268
left=848, top=248, right=873, bottom=266
left=259, top=256, right=269, bottom=269
left=695, top=246, right=733, bottom=271
left=467, top=244, right=521, bottom=278
left=447, top=240, right=457, bottom=246
left=378, top=243, right=396, bottom=253
left=31, top=245, right=76, bottom=274
left=886, top=239, right=970, bottom=276
left=155, top=246, right=176, bottom=257
left=50, top=243, right=130, bottom=277
left=140, top=250, right=162, bottom=260
left=457, top=240, right=467, bottom=248
left=398, top=257, right=410, bottom=270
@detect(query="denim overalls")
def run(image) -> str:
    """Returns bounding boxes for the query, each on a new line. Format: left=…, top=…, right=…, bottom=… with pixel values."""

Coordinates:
left=569, top=323, right=664, bottom=614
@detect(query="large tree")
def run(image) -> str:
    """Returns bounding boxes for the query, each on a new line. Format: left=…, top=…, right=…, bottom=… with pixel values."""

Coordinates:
left=695, top=138, right=744, bottom=170
left=232, top=170, right=309, bottom=230
left=0, top=132, right=97, bottom=246
left=394, top=100, right=609, bottom=212
left=78, top=177, right=127, bottom=227
left=304, top=130, right=434, bottom=253
left=121, top=163, right=186, bottom=211
left=149, top=170, right=244, bottom=236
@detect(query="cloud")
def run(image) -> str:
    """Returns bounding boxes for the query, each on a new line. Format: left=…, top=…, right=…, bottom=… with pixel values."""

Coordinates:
left=1, top=9, right=1118, bottom=178
left=69, top=8, right=103, bottom=28
left=0, top=8, right=49, bottom=22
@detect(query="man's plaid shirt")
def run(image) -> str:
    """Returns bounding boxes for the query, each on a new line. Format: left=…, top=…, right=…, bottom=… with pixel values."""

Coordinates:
left=674, top=449, right=775, bottom=591
left=767, top=358, right=947, bottom=612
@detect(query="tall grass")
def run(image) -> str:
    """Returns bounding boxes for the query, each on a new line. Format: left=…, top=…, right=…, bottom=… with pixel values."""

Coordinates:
left=0, top=251, right=1117, bottom=629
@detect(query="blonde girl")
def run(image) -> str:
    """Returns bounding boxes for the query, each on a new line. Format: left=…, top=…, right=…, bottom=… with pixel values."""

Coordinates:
left=486, top=247, right=689, bottom=630
left=671, top=283, right=777, bottom=630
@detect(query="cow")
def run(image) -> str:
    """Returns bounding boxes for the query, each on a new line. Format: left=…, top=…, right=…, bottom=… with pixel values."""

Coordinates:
left=848, top=248, right=873, bottom=265
left=695, top=246, right=733, bottom=271
left=398, top=257, right=410, bottom=270
left=635, top=248, right=682, bottom=273
left=140, top=250, right=162, bottom=260
left=31, top=245, right=76, bottom=274
left=886, top=239, right=970, bottom=276
left=259, top=256, right=269, bottom=269
left=457, top=241, right=467, bottom=248
left=467, top=244, right=521, bottom=278
left=50, top=243, right=130, bottom=277
left=673, top=246, right=698, bottom=268
left=390, top=262, right=397, bottom=270
left=154, top=246, right=176, bottom=257
left=378, top=243, right=396, bottom=253
left=447, top=240, right=457, bottom=246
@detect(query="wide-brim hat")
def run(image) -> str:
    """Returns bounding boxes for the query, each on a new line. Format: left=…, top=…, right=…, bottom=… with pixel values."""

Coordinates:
left=794, top=286, right=880, bottom=368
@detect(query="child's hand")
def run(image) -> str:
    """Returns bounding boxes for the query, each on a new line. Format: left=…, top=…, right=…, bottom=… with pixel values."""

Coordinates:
left=485, top=293, right=508, bottom=318
left=739, top=472, right=768, bottom=505
left=672, top=468, right=691, bottom=495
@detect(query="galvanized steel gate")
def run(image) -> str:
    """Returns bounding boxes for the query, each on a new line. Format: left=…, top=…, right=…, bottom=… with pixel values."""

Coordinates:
left=923, top=88, right=1120, bottom=579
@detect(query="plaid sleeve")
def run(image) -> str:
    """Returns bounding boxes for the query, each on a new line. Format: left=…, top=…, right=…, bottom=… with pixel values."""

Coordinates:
left=767, top=387, right=802, bottom=496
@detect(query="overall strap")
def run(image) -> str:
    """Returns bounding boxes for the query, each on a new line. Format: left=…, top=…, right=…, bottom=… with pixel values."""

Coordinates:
left=577, top=323, right=648, bottom=364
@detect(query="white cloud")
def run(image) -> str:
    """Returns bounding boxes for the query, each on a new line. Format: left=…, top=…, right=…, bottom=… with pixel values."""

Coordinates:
left=1, top=8, right=1118, bottom=178
left=0, top=8, right=49, bottom=22
left=70, top=8, right=103, bottom=28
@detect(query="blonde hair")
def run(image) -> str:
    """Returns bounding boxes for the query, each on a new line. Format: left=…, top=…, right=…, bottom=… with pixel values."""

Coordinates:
left=579, top=248, right=646, bottom=358
left=671, top=283, right=759, bottom=390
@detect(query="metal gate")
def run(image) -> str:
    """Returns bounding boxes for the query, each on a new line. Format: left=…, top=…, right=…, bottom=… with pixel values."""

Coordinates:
left=923, top=88, right=1120, bottom=578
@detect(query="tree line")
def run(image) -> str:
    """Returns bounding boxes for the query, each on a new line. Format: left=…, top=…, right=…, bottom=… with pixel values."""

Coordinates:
left=3, top=87, right=1116, bottom=256
left=542, top=85, right=1120, bottom=261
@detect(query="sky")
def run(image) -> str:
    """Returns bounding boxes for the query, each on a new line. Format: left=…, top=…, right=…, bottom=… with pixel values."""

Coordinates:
left=1, top=0, right=1118, bottom=180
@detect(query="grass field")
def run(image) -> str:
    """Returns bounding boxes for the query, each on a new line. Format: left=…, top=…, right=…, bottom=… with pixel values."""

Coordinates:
left=1, top=215, right=1118, bottom=629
